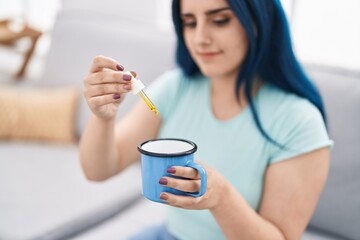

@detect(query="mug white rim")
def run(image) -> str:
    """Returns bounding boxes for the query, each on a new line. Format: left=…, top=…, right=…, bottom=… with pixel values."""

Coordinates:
left=138, top=138, right=197, bottom=157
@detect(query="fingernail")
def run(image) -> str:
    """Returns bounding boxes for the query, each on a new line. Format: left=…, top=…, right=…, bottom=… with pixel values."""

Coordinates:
left=123, top=74, right=132, bottom=81
left=116, top=64, right=124, bottom=71
left=124, top=84, right=131, bottom=90
left=159, top=178, right=168, bottom=185
left=160, top=193, right=168, bottom=200
left=167, top=167, right=176, bottom=174
left=113, top=93, right=121, bottom=99
left=130, top=71, right=137, bottom=78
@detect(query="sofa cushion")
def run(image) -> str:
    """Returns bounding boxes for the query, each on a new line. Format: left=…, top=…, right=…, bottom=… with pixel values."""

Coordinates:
left=302, top=227, right=345, bottom=240
left=305, top=65, right=360, bottom=240
left=0, top=142, right=142, bottom=239
left=72, top=198, right=167, bottom=240
left=0, top=86, right=78, bottom=143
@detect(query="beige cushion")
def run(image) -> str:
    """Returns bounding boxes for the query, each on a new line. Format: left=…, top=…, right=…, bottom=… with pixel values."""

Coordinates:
left=0, top=86, right=78, bottom=143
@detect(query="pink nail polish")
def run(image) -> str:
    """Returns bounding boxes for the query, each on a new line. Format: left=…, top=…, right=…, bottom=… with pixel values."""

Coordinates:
left=124, top=84, right=131, bottom=90
left=113, top=93, right=121, bottom=99
left=116, top=64, right=124, bottom=71
left=160, top=193, right=168, bottom=200
left=167, top=167, right=176, bottom=174
left=123, top=74, right=132, bottom=81
left=159, top=178, right=168, bottom=185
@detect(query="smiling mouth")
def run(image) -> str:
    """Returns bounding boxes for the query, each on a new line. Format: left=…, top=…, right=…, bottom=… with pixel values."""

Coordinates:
left=197, top=51, right=221, bottom=60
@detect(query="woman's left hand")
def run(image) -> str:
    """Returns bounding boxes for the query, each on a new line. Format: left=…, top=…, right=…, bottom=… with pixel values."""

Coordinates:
left=158, top=162, right=229, bottom=210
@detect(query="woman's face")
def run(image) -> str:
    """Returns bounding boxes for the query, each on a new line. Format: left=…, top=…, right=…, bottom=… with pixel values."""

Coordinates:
left=180, top=0, right=249, bottom=79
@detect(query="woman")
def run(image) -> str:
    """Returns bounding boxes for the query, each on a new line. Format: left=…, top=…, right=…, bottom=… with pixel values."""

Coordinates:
left=79, top=0, right=333, bottom=239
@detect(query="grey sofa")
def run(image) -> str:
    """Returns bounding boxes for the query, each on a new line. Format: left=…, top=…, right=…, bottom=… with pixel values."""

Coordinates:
left=0, top=1, right=359, bottom=240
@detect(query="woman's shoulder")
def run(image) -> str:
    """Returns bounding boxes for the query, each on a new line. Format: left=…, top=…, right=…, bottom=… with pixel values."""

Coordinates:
left=147, top=68, right=206, bottom=120
left=148, top=68, right=184, bottom=94
left=157, top=68, right=206, bottom=83
left=151, top=68, right=207, bottom=94
left=259, top=83, right=324, bottom=126
left=158, top=68, right=184, bottom=80
left=262, top=83, right=319, bottom=111
left=260, top=83, right=332, bottom=164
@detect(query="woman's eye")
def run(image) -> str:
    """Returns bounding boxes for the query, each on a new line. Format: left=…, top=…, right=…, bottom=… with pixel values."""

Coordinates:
left=213, top=18, right=230, bottom=26
left=182, top=21, right=196, bottom=28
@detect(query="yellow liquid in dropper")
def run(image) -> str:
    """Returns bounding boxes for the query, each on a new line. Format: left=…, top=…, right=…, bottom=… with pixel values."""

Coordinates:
left=129, top=71, right=159, bottom=115
left=138, top=90, right=159, bottom=115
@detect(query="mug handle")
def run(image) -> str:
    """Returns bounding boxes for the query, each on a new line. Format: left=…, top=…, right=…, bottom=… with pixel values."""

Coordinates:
left=185, top=161, right=207, bottom=197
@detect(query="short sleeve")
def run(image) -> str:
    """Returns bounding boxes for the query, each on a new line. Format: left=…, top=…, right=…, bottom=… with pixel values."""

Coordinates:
left=269, top=100, right=334, bottom=164
left=146, top=69, right=184, bottom=121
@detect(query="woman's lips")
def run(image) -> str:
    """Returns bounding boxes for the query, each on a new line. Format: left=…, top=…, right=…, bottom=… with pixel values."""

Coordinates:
left=197, top=51, right=221, bottom=61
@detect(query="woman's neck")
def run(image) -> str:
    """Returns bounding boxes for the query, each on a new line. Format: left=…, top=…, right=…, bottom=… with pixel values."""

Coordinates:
left=209, top=74, right=262, bottom=121
left=211, top=75, right=246, bottom=102
left=210, top=74, right=245, bottom=120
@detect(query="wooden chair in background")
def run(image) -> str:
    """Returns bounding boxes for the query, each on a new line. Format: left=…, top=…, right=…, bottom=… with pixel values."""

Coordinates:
left=0, top=19, right=42, bottom=80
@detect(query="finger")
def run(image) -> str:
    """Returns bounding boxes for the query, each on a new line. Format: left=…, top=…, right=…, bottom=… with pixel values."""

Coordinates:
left=85, top=71, right=133, bottom=85
left=89, top=55, right=124, bottom=73
left=84, top=83, right=131, bottom=98
left=160, top=192, right=199, bottom=209
left=166, top=166, right=200, bottom=179
left=159, top=177, right=200, bottom=193
left=87, top=93, right=124, bottom=108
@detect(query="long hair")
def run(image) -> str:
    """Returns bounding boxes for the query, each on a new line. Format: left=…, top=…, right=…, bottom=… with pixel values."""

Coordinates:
left=172, top=0, right=327, bottom=146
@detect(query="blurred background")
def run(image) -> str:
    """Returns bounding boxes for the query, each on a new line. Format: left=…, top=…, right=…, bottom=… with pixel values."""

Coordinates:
left=0, top=0, right=359, bottom=240
left=0, top=0, right=359, bottom=82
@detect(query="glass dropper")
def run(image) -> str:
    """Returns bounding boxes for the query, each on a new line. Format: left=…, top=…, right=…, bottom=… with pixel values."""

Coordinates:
left=129, top=71, right=159, bottom=115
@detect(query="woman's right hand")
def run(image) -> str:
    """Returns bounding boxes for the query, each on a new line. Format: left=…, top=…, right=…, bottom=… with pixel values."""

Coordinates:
left=83, top=55, right=133, bottom=120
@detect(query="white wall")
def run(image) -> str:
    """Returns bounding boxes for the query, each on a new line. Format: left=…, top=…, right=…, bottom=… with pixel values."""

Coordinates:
left=292, top=0, right=360, bottom=70
left=1, top=0, right=359, bottom=71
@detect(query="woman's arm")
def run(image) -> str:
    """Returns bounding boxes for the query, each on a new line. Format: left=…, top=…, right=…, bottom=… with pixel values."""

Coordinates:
left=161, top=147, right=329, bottom=239
left=211, top=148, right=330, bottom=240
left=79, top=101, right=161, bottom=181
left=79, top=55, right=161, bottom=181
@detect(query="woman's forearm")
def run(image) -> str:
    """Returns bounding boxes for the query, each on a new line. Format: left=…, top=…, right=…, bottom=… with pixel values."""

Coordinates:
left=79, top=115, right=119, bottom=181
left=210, top=183, right=285, bottom=240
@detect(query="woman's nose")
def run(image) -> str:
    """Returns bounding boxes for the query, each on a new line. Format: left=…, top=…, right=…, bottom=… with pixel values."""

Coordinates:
left=193, top=23, right=212, bottom=46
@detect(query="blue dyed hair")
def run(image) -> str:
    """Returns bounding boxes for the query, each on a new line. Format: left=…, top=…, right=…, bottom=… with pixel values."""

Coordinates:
left=172, top=0, right=327, bottom=146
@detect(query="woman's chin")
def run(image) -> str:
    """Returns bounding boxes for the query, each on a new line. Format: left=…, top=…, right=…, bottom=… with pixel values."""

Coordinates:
left=199, top=66, right=226, bottom=79
left=198, top=65, right=219, bottom=78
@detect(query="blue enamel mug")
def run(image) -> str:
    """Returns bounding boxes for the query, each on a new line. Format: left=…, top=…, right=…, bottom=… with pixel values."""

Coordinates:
left=138, top=138, right=207, bottom=203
